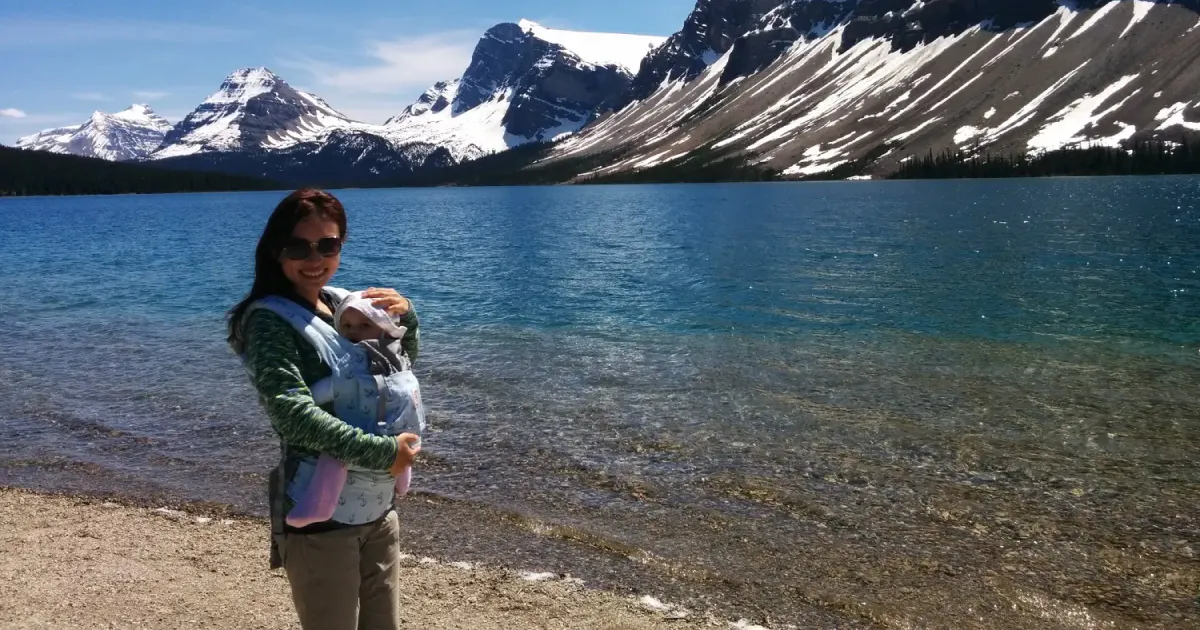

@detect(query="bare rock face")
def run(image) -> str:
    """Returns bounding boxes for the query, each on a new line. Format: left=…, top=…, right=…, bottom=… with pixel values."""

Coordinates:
left=454, top=23, right=536, bottom=113
left=142, top=18, right=661, bottom=186
left=552, top=0, right=1200, bottom=179
left=625, top=0, right=783, bottom=104
left=456, top=22, right=635, bottom=140
left=386, top=81, right=459, bottom=123
left=383, top=21, right=659, bottom=164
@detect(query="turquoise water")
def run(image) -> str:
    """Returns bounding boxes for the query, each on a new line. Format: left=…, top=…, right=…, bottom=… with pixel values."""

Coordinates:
left=1, top=179, right=1197, bottom=628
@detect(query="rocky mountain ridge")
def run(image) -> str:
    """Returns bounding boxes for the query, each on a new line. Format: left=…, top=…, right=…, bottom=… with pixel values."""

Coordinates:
left=19, top=21, right=665, bottom=185
left=16, top=104, right=171, bottom=161
left=18, top=1, right=1200, bottom=184
left=551, top=0, right=1200, bottom=179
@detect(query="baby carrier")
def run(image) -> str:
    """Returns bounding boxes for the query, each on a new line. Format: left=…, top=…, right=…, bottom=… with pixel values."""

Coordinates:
left=241, top=287, right=425, bottom=525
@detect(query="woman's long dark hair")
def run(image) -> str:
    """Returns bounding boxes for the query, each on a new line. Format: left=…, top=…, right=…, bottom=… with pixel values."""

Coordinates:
left=227, top=188, right=348, bottom=350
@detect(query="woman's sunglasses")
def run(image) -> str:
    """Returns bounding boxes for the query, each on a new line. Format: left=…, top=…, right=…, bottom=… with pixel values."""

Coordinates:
left=280, top=237, right=343, bottom=260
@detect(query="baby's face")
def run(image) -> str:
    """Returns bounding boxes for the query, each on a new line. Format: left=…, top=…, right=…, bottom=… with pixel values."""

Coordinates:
left=338, top=307, right=385, bottom=342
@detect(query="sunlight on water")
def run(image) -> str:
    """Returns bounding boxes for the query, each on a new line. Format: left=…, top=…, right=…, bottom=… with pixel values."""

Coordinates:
left=1, top=179, right=1197, bottom=628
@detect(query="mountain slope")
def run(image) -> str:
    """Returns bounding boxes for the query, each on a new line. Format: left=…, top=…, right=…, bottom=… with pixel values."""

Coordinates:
left=152, top=67, right=375, bottom=159
left=550, top=0, right=1200, bottom=179
left=16, top=20, right=666, bottom=185
left=380, top=21, right=666, bottom=162
left=15, top=105, right=171, bottom=161
left=152, top=130, right=455, bottom=188
left=147, top=21, right=664, bottom=186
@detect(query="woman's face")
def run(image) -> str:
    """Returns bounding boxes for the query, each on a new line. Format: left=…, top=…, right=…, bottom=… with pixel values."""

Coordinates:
left=279, top=215, right=342, bottom=296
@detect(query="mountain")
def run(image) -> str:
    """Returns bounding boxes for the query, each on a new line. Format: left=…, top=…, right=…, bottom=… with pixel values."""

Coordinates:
left=15, top=105, right=171, bottom=161
left=18, top=20, right=666, bottom=186
left=148, top=21, right=664, bottom=186
left=151, top=67, right=372, bottom=159
left=379, top=20, right=666, bottom=163
left=621, top=0, right=784, bottom=107
left=153, top=130, right=455, bottom=189
left=148, top=67, right=457, bottom=184
left=34, top=2, right=1198, bottom=185
left=549, top=0, right=1200, bottom=179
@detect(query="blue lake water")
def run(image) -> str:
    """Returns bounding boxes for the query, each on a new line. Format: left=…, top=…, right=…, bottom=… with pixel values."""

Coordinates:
left=1, top=179, right=1197, bottom=628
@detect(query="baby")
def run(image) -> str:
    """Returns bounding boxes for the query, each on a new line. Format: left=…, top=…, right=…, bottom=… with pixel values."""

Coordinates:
left=286, top=292, right=424, bottom=528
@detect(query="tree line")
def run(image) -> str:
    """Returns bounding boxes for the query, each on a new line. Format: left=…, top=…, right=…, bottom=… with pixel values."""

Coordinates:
left=9, top=135, right=1200, bottom=195
left=890, top=139, right=1200, bottom=179
left=0, top=146, right=279, bottom=196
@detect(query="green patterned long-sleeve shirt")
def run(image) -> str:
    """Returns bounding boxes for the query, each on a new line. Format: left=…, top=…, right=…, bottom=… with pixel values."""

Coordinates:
left=239, top=290, right=420, bottom=567
left=244, top=308, right=399, bottom=470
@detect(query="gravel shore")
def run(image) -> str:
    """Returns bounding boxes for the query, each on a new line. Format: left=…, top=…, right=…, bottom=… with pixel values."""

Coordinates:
left=0, top=489, right=716, bottom=630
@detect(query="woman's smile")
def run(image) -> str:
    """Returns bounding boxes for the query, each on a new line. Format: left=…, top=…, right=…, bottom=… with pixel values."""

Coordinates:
left=280, top=214, right=342, bottom=299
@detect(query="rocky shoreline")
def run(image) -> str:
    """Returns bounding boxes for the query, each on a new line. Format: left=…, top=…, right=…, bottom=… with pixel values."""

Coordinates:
left=0, top=488, right=725, bottom=630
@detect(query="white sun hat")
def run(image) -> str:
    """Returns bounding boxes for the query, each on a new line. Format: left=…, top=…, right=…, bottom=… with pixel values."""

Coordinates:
left=333, top=291, right=408, bottom=339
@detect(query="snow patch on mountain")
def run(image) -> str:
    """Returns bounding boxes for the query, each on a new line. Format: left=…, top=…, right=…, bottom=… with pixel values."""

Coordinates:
left=1156, top=102, right=1200, bottom=132
left=546, top=0, right=1200, bottom=179
left=386, top=81, right=461, bottom=123
left=203, top=67, right=278, bottom=105
left=1121, top=0, right=1157, bottom=39
left=379, top=20, right=665, bottom=163
left=1027, top=73, right=1142, bottom=152
left=517, top=20, right=665, bottom=73
left=16, top=125, right=83, bottom=151
left=152, top=67, right=373, bottom=159
left=382, top=91, right=516, bottom=162
left=1067, top=1, right=1121, bottom=41
left=16, top=104, right=171, bottom=161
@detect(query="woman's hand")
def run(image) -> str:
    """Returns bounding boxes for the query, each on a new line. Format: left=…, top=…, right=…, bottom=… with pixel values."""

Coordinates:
left=363, top=287, right=411, bottom=317
left=389, top=433, right=421, bottom=476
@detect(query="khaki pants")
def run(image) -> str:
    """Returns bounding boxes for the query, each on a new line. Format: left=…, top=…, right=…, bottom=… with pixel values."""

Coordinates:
left=281, top=510, right=401, bottom=630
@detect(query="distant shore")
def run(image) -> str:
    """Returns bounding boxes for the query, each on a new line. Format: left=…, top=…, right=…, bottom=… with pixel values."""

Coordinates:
left=0, top=488, right=716, bottom=630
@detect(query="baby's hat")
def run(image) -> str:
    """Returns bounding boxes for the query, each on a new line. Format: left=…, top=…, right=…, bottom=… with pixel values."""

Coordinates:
left=334, top=291, right=408, bottom=339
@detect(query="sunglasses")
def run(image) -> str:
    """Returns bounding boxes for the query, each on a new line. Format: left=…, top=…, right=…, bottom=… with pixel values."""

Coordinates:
left=280, top=237, right=343, bottom=260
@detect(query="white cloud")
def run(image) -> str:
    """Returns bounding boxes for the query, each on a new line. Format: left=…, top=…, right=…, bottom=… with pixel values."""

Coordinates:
left=281, top=30, right=478, bottom=123
left=133, top=90, right=171, bottom=101
left=0, top=108, right=27, bottom=119
left=289, top=31, right=477, bottom=94
left=0, top=19, right=245, bottom=47
left=72, top=92, right=110, bottom=102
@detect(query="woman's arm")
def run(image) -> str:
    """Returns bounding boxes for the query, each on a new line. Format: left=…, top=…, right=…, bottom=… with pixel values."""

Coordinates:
left=243, top=309, right=398, bottom=471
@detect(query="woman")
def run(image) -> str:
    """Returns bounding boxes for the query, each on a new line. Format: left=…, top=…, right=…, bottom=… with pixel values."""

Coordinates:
left=227, top=188, right=421, bottom=630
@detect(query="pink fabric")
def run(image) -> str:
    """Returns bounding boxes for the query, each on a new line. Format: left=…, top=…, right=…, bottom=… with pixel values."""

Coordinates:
left=285, top=454, right=348, bottom=528
left=395, top=465, right=412, bottom=497
left=286, top=457, right=413, bottom=527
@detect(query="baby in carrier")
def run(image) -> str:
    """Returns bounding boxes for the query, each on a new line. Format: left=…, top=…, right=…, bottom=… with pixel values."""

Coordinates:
left=286, top=291, right=425, bottom=528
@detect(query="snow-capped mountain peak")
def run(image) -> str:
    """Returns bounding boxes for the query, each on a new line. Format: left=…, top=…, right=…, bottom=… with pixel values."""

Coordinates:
left=204, top=67, right=284, bottom=105
left=16, top=104, right=172, bottom=161
left=109, top=104, right=171, bottom=130
left=379, top=20, right=668, bottom=164
left=153, top=67, right=363, bottom=159
left=517, top=19, right=666, bottom=74
left=21, top=19, right=670, bottom=176
left=385, top=80, right=461, bottom=125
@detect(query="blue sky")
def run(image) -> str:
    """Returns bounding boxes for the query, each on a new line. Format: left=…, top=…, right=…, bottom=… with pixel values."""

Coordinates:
left=0, top=0, right=696, bottom=143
